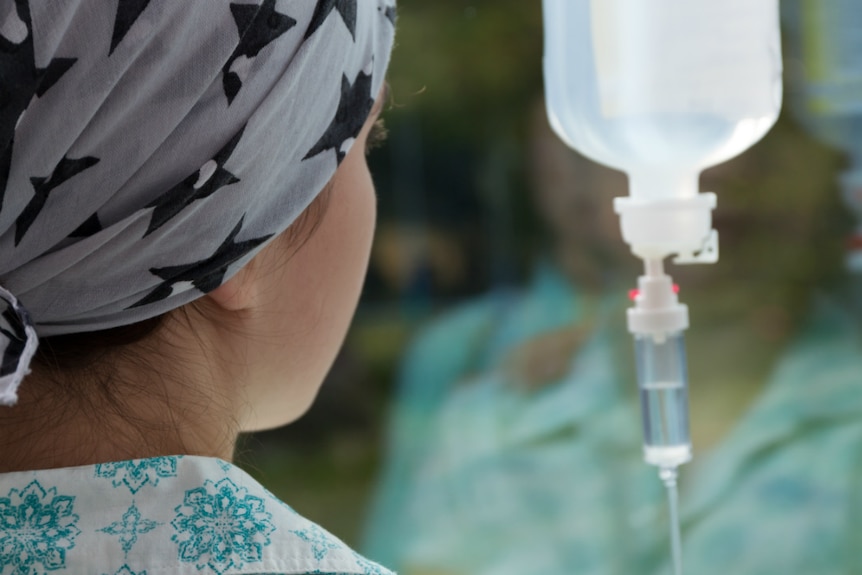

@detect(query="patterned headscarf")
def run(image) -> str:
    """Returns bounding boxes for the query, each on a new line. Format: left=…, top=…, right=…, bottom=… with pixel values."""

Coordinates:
left=0, top=0, right=396, bottom=404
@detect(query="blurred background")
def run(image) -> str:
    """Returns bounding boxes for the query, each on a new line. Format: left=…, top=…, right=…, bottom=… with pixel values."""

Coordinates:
left=234, top=1, right=860, bottom=573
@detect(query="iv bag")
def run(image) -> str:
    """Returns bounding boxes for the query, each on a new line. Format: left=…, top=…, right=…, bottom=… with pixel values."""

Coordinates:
left=543, top=0, right=783, bottom=202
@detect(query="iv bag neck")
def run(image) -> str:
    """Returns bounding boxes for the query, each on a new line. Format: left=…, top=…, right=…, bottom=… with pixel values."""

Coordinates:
left=629, top=171, right=700, bottom=201
left=615, top=192, right=717, bottom=262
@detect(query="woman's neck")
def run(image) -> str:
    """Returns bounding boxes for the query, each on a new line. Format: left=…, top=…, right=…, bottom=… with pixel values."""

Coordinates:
left=0, top=351, right=240, bottom=472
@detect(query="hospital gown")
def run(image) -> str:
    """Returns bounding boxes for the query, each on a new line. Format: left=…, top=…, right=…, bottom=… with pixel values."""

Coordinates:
left=0, top=455, right=391, bottom=575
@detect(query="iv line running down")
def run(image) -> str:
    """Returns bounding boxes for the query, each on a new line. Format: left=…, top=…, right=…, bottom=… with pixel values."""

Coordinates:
left=542, top=1, right=783, bottom=573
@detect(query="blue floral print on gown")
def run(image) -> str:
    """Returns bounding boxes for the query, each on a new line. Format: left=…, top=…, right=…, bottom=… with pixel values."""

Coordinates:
left=0, top=455, right=391, bottom=575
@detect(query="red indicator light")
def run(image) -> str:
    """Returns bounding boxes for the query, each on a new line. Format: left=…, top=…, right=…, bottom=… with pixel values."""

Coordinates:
left=673, top=284, right=680, bottom=294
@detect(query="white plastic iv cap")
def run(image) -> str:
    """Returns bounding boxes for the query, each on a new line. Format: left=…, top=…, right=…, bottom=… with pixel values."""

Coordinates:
left=628, top=260, right=689, bottom=337
left=614, top=193, right=719, bottom=264
left=614, top=191, right=714, bottom=337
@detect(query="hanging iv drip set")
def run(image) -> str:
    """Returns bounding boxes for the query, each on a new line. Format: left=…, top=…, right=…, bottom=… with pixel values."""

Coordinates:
left=542, top=1, right=783, bottom=573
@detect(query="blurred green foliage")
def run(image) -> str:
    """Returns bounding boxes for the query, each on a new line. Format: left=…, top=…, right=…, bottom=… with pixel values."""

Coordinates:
left=386, top=0, right=543, bottom=141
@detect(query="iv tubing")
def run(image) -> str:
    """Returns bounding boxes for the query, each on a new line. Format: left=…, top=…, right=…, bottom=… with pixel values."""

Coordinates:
left=660, top=467, right=683, bottom=575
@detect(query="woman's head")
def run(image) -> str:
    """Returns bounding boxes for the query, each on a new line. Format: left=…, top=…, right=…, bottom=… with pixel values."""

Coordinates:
left=188, top=93, right=389, bottom=431
left=0, top=0, right=396, bottom=463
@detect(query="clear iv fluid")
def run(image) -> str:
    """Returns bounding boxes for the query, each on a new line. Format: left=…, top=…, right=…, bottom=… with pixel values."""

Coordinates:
left=640, top=382, right=690, bottom=459
left=635, top=332, right=692, bottom=467
left=543, top=0, right=782, bottom=200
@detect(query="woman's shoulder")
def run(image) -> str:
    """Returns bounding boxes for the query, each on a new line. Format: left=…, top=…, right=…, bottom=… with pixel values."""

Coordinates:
left=0, top=455, right=391, bottom=575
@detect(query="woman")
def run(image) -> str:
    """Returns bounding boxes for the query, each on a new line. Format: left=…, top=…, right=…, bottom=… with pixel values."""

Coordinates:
left=0, top=1, right=395, bottom=574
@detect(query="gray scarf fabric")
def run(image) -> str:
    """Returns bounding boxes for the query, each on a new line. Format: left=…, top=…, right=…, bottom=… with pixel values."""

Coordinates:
left=0, top=0, right=396, bottom=404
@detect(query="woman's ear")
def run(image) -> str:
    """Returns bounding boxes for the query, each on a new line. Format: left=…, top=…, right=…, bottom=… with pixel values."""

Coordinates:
left=205, top=257, right=261, bottom=312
